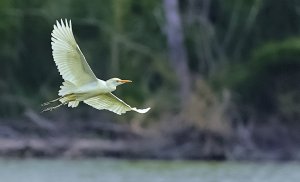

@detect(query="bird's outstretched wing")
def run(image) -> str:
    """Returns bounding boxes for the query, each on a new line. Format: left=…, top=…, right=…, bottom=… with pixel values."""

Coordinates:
left=84, top=93, right=150, bottom=115
left=51, top=19, right=98, bottom=85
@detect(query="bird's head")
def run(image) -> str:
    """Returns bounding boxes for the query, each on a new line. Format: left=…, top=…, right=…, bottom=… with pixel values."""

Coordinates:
left=106, top=78, right=132, bottom=88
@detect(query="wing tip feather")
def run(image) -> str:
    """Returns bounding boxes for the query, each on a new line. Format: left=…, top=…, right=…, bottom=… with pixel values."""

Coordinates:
left=132, top=107, right=151, bottom=114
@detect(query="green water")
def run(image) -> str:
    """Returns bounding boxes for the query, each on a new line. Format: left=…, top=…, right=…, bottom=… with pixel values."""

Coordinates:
left=0, top=159, right=299, bottom=182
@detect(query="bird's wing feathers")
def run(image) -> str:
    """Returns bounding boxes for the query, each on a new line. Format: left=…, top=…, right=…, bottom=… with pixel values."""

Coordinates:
left=84, top=93, right=150, bottom=115
left=51, top=19, right=98, bottom=85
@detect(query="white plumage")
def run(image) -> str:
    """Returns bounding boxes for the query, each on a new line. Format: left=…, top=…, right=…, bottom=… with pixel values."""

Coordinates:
left=42, top=19, right=150, bottom=115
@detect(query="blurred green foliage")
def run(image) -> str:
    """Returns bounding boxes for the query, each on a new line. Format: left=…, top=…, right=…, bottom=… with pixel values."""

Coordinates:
left=223, top=39, right=300, bottom=118
left=0, top=0, right=299, bottom=123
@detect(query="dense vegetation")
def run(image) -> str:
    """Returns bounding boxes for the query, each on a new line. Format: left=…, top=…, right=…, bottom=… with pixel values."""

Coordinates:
left=0, top=0, right=299, bottom=160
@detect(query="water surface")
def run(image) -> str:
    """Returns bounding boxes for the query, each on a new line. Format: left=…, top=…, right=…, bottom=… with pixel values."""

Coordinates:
left=0, top=159, right=299, bottom=182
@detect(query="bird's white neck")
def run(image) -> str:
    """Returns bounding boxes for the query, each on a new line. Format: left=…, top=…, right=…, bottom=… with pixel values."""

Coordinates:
left=105, top=82, right=117, bottom=92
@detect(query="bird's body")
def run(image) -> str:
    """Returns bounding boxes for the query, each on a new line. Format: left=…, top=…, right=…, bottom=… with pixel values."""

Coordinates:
left=42, top=19, right=150, bottom=115
left=64, top=80, right=112, bottom=99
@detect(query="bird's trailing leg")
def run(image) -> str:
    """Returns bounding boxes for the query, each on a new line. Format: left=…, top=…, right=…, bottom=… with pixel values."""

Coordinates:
left=41, top=102, right=67, bottom=112
left=41, top=96, right=63, bottom=106
left=41, top=93, right=77, bottom=112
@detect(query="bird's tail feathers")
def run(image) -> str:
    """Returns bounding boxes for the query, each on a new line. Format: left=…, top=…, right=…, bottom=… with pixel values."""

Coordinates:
left=59, top=81, right=76, bottom=96
left=59, top=94, right=79, bottom=108
left=68, top=101, right=79, bottom=108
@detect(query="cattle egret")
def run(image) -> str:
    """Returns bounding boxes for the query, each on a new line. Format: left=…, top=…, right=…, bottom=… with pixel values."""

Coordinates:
left=42, top=19, right=150, bottom=115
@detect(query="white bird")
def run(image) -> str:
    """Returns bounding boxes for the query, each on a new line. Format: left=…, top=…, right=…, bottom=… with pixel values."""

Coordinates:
left=42, top=19, right=150, bottom=115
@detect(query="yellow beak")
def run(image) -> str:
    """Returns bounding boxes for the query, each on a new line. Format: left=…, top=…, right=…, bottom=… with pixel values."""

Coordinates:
left=117, top=79, right=132, bottom=83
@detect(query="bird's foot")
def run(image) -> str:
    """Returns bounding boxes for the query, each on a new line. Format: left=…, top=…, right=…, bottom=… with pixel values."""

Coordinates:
left=41, top=107, right=53, bottom=113
left=41, top=102, right=50, bottom=106
left=41, top=103, right=64, bottom=112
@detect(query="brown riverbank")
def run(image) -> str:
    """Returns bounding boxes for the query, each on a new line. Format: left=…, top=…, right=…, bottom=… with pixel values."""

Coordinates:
left=0, top=109, right=299, bottom=161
